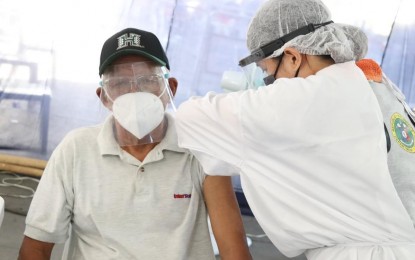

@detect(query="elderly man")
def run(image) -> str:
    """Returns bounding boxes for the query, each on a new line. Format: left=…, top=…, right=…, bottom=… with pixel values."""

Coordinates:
left=18, top=28, right=251, bottom=260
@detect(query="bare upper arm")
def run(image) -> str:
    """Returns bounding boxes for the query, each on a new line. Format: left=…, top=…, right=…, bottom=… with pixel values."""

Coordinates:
left=203, top=175, right=252, bottom=260
left=18, top=236, right=55, bottom=260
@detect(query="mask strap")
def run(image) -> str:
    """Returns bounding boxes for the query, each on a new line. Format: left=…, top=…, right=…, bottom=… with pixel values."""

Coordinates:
left=263, top=53, right=284, bottom=85
left=102, top=88, right=115, bottom=104
left=294, top=67, right=300, bottom=77
left=273, top=53, right=284, bottom=79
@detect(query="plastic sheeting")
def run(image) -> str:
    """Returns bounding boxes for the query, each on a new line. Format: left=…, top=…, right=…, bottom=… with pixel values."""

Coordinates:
left=0, top=0, right=414, bottom=161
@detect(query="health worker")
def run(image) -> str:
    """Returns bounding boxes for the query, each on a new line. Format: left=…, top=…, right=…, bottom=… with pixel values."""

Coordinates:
left=174, top=0, right=415, bottom=259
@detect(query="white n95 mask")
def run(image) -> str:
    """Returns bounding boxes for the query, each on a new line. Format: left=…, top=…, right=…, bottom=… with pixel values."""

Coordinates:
left=112, top=92, right=165, bottom=140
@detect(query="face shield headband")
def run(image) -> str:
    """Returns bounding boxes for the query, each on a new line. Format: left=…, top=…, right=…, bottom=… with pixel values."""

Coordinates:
left=239, top=21, right=334, bottom=68
left=237, top=21, right=333, bottom=89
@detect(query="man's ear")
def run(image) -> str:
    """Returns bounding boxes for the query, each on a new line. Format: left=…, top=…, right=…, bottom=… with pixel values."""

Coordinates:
left=168, top=77, right=178, bottom=97
left=96, top=87, right=110, bottom=108
left=96, top=87, right=102, bottom=98
left=283, top=47, right=303, bottom=71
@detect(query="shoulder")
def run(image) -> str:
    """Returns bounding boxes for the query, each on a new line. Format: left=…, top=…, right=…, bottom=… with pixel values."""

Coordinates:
left=60, top=124, right=102, bottom=145
left=313, top=61, right=367, bottom=85
left=50, top=123, right=103, bottom=161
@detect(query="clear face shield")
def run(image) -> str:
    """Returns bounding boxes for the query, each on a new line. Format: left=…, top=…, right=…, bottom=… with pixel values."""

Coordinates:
left=220, top=63, right=269, bottom=92
left=241, top=62, right=269, bottom=88
left=100, top=61, right=175, bottom=146
left=220, top=59, right=275, bottom=92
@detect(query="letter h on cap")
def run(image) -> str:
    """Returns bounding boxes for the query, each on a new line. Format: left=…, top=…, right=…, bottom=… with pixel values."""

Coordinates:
left=117, top=33, right=144, bottom=50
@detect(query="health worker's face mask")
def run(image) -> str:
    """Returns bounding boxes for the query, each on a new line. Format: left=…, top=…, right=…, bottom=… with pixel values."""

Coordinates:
left=100, top=62, right=175, bottom=145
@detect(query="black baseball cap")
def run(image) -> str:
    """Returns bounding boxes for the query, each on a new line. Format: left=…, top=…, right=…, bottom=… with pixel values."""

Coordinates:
left=99, top=28, right=170, bottom=76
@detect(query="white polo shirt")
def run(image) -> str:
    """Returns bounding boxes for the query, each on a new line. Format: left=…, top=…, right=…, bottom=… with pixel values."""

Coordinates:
left=25, top=114, right=215, bottom=260
left=175, top=61, right=415, bottom=260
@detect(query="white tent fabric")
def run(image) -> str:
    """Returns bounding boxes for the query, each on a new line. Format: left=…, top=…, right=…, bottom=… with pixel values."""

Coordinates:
left=0, top=0, right=414, bottom=161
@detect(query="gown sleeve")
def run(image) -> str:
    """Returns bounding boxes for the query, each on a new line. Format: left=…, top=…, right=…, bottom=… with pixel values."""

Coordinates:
left=175, top=91, right=244, bottom=176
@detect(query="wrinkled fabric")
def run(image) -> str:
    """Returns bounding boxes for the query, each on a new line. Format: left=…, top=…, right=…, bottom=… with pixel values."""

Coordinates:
left=175, top=62, right=415, bottom=259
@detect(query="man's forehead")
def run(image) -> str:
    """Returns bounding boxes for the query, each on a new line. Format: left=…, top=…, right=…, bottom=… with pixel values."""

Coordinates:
left=112, top=54, right=152, bottom=64
left=105, top=61, right=160, bottom=76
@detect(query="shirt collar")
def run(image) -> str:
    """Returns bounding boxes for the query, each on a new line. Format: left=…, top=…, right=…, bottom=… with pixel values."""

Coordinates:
left=157, top=112, right=187, bottom=153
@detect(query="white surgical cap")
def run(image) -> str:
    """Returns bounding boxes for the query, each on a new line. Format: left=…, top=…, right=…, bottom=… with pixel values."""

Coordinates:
left=247, top=0, right=368, bottom=63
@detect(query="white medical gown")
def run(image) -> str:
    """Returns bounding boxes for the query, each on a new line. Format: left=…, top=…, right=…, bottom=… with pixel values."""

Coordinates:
left=175, top=61, right=415, bottom=260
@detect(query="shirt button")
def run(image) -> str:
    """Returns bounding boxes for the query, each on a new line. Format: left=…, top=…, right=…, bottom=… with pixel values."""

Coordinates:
left=139, top=167, right=145, bottom=172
